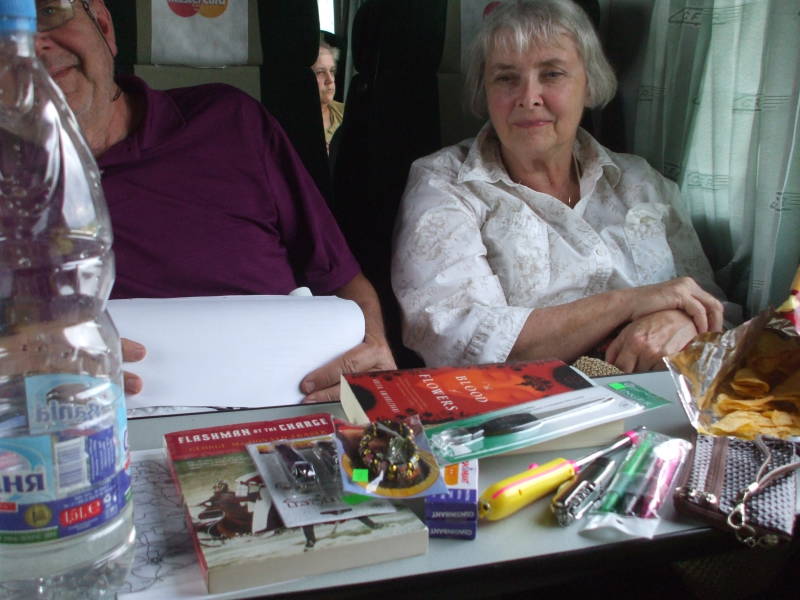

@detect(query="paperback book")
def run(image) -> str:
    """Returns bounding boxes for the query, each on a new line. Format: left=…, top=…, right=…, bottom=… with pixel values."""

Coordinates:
left=163, top=413, right=428, bottom=594
left=340, top=359, right=592, bottom=426
left=340, top=360, right=651, bottom=452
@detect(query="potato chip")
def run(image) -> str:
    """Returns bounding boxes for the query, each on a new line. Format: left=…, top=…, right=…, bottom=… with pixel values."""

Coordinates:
left=714, top=393, right=775, bottom=415
left=709, top=410, right=772, bottom=439
left=765, top=409, right=800, bottom=429
left=729, top=367, right=770, bottom=397
left=709, top=408, right=800, bottom=439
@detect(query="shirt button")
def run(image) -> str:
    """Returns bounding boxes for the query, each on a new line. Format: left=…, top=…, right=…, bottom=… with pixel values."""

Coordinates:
left=595, top=248, right=604, bottom=256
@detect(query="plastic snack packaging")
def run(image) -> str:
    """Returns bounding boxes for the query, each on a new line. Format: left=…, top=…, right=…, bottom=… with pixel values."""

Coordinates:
left=665, top=265, right=800, bottom=439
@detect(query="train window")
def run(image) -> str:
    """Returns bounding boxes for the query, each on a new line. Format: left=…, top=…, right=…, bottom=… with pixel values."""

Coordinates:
left=319, top=0, right=335, bottom=33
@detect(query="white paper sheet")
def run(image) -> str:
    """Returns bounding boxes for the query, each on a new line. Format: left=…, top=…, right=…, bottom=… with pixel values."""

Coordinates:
left=108, top=295, right=365, bottom=410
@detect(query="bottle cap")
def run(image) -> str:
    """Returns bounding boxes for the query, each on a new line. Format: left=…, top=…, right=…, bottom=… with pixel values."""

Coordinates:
left=0, top=0, right=36, bottom=34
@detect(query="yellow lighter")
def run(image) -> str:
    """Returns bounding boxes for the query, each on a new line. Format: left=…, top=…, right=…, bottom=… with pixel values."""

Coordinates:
left=478, top=458, right=577, bottom=521
left=478, top=427, right=643, bottom=521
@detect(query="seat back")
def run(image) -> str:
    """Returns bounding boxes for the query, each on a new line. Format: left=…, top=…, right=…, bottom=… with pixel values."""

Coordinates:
left=258, top=0, right=332, bottom=203
left=333, top=0, right=448, bottom=367
left=107, top=0, right=263, bottom=99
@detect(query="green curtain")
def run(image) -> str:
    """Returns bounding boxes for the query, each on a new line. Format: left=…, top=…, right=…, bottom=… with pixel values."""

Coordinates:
left=633, top=0, right=800, bottom=317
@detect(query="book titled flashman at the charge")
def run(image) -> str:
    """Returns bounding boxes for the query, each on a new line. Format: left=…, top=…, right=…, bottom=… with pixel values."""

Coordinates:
left=163, top=413, right=428, bottom=594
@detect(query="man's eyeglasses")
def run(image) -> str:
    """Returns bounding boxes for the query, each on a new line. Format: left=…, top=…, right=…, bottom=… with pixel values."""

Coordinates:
left=36, top=0, right=90, bottom=33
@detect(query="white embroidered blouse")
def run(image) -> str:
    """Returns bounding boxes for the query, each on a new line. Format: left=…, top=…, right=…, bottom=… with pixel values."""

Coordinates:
left=391, top=125, right=725, bottom=367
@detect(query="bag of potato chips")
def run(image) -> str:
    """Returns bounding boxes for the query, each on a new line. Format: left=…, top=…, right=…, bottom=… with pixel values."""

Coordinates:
left=776, top=266, right=799, bottom=330
left=665, top=265, right=800, bottom=440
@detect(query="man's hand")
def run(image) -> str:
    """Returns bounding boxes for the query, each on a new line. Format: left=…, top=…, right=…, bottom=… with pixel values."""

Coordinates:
left=605, top=310, right=698, bottom=373
left=121, top=338, right=146, bottom=395
left=300, top=333, right=396, bottom=403
left=301, top=271, right=396, bottom=403
left=629, top=277, right=723, bottom=334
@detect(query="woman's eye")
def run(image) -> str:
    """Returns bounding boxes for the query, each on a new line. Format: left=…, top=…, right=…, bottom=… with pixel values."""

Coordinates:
left=544, top=71, right=565, bottom=80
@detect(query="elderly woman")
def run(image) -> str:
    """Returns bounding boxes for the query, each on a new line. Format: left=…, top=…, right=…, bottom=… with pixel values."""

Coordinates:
left=392, top=0, right=729, bottom=373
left=312, top=38, right=345, bottom=153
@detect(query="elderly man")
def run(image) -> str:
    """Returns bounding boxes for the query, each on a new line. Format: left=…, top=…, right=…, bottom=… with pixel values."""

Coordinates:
left=34, top=0, right=395, bottom=402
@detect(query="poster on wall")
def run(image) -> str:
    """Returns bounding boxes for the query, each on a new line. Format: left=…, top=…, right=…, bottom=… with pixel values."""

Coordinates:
left=151, top=0, right=248, bottom=66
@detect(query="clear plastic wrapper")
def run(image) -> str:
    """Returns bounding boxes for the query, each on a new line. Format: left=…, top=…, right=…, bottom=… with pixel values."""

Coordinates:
left=246, top=434, right=395, bottom=528
left=581, top=431, right=691, bottom=540
left=426, top=385, right=663, bottom=464
left=335, top=416, right=447, bottom=499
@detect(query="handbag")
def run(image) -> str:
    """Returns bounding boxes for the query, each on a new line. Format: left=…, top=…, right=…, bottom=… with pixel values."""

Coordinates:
left=673, top=433, right=800, bottom=547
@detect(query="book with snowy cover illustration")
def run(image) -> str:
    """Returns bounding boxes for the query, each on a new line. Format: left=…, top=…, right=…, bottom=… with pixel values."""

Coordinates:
left=164, top=413, right=428, bottom=594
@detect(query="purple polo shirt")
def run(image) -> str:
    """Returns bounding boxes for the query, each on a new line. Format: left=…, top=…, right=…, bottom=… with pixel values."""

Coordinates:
left=98, top=77, right=359, bottom=299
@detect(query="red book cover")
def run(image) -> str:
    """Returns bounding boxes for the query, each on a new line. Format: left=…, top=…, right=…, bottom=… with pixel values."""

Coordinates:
left=340, top=359, right=592, bottom=426
left=164, top=414, right=336, bottom=462
left=163, top=413, right=427, bottom=594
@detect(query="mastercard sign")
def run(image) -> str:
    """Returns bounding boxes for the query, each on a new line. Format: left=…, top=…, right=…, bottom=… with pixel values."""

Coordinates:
left=167, top=0, right=229, bottom=19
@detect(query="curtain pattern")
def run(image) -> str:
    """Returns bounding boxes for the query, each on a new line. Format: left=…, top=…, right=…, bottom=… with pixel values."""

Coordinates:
left=633, top=0, right=800, bottom=317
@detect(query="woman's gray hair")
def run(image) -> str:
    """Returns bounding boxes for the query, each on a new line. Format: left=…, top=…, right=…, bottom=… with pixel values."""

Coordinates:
left=465, top=0, right=617, bottom=117
left=319, top=37, right=340, bottom=63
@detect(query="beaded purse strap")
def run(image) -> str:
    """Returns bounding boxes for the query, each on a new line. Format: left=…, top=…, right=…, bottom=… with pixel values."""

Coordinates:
left=726, top=436, right=800, bottom=547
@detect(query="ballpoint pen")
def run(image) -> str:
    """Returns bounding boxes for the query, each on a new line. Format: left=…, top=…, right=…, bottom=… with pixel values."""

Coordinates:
left=597, top=430, right=655, bottom=513
left=478, top=426, right=644, bottom=521
left=430, top=394, right=617, bottom=459
left=618, top=450, right=661, bottom=515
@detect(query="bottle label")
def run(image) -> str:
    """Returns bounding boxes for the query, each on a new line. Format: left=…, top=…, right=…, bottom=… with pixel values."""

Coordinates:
left=0, top=375, right=131, bottom=544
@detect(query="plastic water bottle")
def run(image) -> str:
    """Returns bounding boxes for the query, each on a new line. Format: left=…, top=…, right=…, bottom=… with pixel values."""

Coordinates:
left=0, top=1, right=134, bottom=597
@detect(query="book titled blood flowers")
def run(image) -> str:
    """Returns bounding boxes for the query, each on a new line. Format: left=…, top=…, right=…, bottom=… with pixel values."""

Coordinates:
left=340, top=359, right=593, bottom=426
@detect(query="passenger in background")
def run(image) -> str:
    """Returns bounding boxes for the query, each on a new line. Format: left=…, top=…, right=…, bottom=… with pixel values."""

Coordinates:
left=34, top=0, right=395, bottom=402
left=313, top=37, right=344, bottom=154
left=392, top=0, right=732, bottom=373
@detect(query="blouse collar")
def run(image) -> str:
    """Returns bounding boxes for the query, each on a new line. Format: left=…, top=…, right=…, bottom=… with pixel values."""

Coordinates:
left=457, top=122, right=621, bottom=188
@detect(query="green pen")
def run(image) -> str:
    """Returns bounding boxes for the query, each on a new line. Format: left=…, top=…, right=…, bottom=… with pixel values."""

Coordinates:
left=598, top=430, right=655, bottom=512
